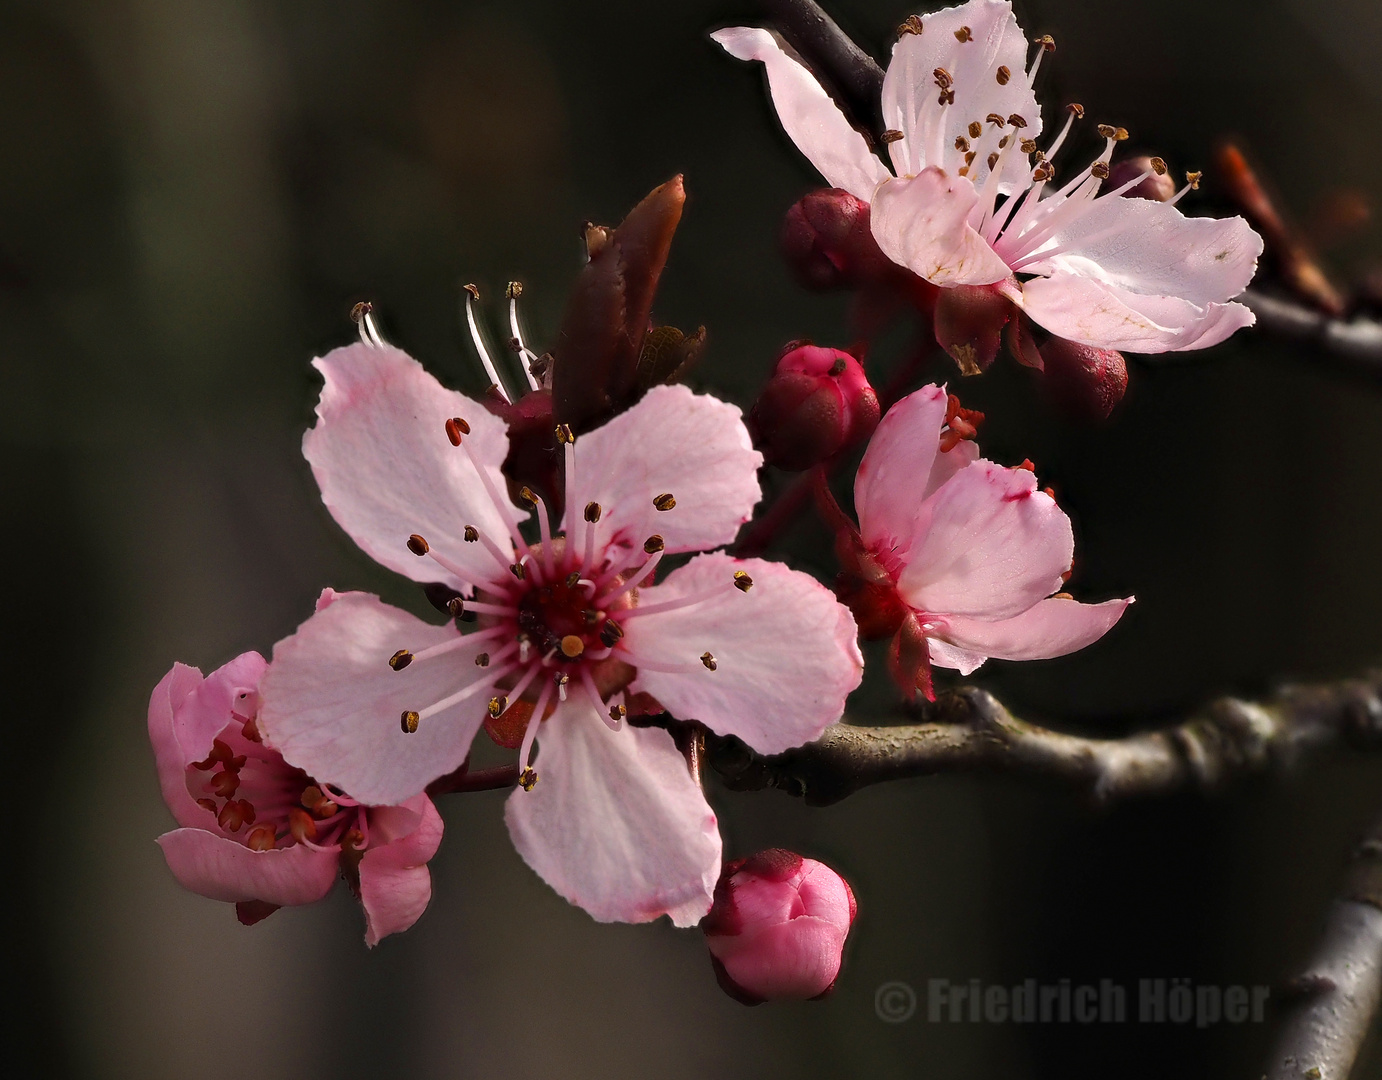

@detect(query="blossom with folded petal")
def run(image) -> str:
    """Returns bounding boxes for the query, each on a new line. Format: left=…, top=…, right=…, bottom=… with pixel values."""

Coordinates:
left=837, top=384, right=1131, bottom=695
left=714, top=0, right=1262, bottom=354
left=148, top=649, right=443, bottom=945
left=258, top=342, right=862, bottom=926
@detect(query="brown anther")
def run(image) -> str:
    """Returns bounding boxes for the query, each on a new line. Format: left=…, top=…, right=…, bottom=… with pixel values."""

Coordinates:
left=191, top=738, right=235, bottom=771
left=463, top=526, right=479, bottom=543
left=519, top=768, right=539, bottom=791
left=955, top=135, right=970, bottom=152
left=401, top=710, right=420, bottom=733
left=475, top=652, right=490, bottom=667
left=653, top=492, right=677, bottom=512
left=507, top=336, right=523, bottom=353
left=246, top=824, right=276, bottom=851
left=1037, top=34, right=1055, bottom=51
left=1114, top=127, right=1129, bottom=141
left=240, top=714, right=263, bottom=743
left=996, top=65, right=1011, bottom=85
left=1021, top=138, right=1038, bottom=154
left=447, top=597, right=465, bottom=617
left=965, top=151, right=977, bottom=165
left=897, top=14, right=923, bottom=36
left=288, top=806, right=317, bottom=843
left=555, top=423, right=575, bottom=444
left=196, top=798, right=218, bottom=815
left=505, top=280, right=523, bottom=300
left=349, top=300, right=372, bottom=324
left=700, top=652, right=718, bottom=671
left=969, top=121, right=983, bottom=139
left=1097, top=124, right=1117, bottom=139
left=518, top=486, right=538, bottom=506
left=600, top=621, right=624, bottom=647
left=1090, top=161, right=1111, bottom=180
left=1043, top=486, right=1057, bottom=499
left=643, top=534, right=665, bottom=554
left=933, top=67, right=953, bottom=89
left=209, top=770, right=241, bottom=798
left=1052, top=591, right=1074, bottom=601
left=407, top=534, right=430, bottom=556
left=510, top=563, right=526, bottom=580
left=560, top=635, right=585, bottom=658
left=1007, top=114, right=1027, bottom=128
left=583, top=609, right=599, bottom=624
left=218, top=799, right=255, bottom=833
left=389, top=649, right=414, bottom=671
left=565, top=571, right=581, bottom=588
left=1185, top=170, right=1202, bottom=189
left=733, top=570, right=754, bottom=593
left=998, top=135, right=1010, bottom=149
left=1067, top=103, right=1085, bottom=118
left=341, top=828, right=366, bottom=850
left=1032, top=165, right=1053, bottom=182
left=610, top=703, right=627, bottom=723
left=1148, top=157, right=1167, bottom=175
left=937, top=88, right=955, bottom=106
left=584, top=501, right=602, bottom=523
left=880, top=128, right=905, bottom=144
left=463, top=283, right=480, bottom=301
left=488, top=696, right=507, bottom=719
left=986, top=112, right=1006, bottom=126
left=958, top=167, right=969, bottom=177
left=1017, top=459, right=1036, bottom=472
left=987, top=152, right=1000, bottom=169
left=954, top=25, right=972, bottom=42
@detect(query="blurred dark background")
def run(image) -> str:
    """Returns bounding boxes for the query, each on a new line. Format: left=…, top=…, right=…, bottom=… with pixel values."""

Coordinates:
left=5, top=0, right=1382, bottom=1076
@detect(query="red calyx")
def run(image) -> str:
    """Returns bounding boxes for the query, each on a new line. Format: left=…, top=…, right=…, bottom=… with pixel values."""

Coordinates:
left=933, top=284, right=1014, bottom=375
left=748, top=344, right=880, bottom=470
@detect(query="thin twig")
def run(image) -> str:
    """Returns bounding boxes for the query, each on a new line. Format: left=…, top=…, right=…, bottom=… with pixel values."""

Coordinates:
left=705, top=676, right=1382, bottom=806
left=1263, top=811, right=1382, bottom=1080
left=1243, top=289, right=1382, bottom=377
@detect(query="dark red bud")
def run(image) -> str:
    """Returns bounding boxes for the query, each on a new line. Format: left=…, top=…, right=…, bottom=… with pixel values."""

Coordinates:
left=933, top=285, right=1013, bottom=375
left=1103, top=155, right=1177, bottom=202
left=780, top=189, right=895, bottom=290
left=1039, top=336, right=1128, bottom=420
left=748, top=345, right=880, bottom=470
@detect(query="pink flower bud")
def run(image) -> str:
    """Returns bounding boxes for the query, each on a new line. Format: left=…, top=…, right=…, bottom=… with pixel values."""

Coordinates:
left=703, top=849, right=857, bottom=1004
left=932, top=284, right=1014, bottom=375
left=748, top=345, right=880, bottom=470
left=780, top=189, right=894, bottom=290
left=1039, top=336, right=1129, bottom=420
left=1103, top=155, right=1177, bottom=202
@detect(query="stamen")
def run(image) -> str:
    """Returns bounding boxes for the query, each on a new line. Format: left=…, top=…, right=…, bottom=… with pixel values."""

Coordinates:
left=733, top=571, right=754, bottom=592
left=464, top=523, right=517, bottom=576
left=413, top=661, right=519, bottom=723
left=390, top=649, right=413, bottom=671
left=599, top=620, right=624, bottom=647
left=595, top=548, right=664, bottom=607
left=517, top=679, right=556, bottom=785
left=606, top=702, right=627, bottom=730
left=401, top=710, right=420, bottom=733
left=506, top=281, right=541, bottom=392
left=463, top=283, right=514, bottom=403
left=653, top=492, right=676, bottom=512
left=351, top=301, right=386, bottom=348
left=555, top=672, right=570, bottom=701
left=1026, top=35, right=1055, bottom=83
left=560, top=635, right=585, bottom=658
left=450, top=433, right=533, bottom=560
left=996, top=65, right=1011, bottom=85
left=520, top=487, right=557, bottom=577
left=700, top=652, right=718, bottom=671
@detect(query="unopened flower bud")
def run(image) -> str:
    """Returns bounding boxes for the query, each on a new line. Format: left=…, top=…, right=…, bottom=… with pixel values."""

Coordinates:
left=933, top=284, right=1014, bottom=375
left=780, top=189, right=894, bottom=290
left=1103, top=155, right=1177, bottom=202
left=703, top=849, right=857, bottom=1004
left=748, top=345, right=880, bottom=470
left=1039, top=336, right=1128, bottom=420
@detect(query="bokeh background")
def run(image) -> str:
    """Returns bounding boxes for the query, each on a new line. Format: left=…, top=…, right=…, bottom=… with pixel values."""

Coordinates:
left=6, top=0, right=1382, bottom=1076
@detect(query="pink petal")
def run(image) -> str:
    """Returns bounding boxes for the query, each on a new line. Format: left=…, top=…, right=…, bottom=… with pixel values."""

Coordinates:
left=157, top=828, right=339, bottom=906
left=624, top=554, right=862, bottom=755
left=855, top=385, right=977, bottom=566
left=1020, top=273, right=1256, bottom=353
left=173, top=651, right=268, bottom=764
left=358, top=794, right=444, bottom=946
left=880, top=0, right=1038, bottom=179
left=936, top=595, right=1132, bottom=664
left=898, top=460, right=1073, bottom=621
left=1020, top=197, right=1261, bottom=307
left=258, top=591, right=488, bottom=806
left=562, top=385, right=762, bottom=556
left=147, top=663, right=211, bottom=828
left=709, top=918, right=846, bottom=1001
left=711, top=26, right=891, bottom=201
left=871, top=170, right=1012, bottom=286
left=304, top=343, right=519, bottom=590
left=504, top=696, right=721, bottom=926
left=926, top=637, right=989, bottom=677
left=795, top=859, right=855, bottom=931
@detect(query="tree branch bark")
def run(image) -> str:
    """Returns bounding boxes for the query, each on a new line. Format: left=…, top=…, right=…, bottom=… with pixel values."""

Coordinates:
left=1243, top=289, right=1382, bottom=378
left=705, top=676, right=1382, bottom=806
left=1263, top=812, right=1382, bottom=1080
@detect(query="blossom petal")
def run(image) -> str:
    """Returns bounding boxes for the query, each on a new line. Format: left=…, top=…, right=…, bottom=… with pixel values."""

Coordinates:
left=148, top=663, right=212, bottom=829
left=871, top=170, right=1011, bottom=286
left=712, top=26, right=891, bottom=201
left=358, top=794, right=444, bottom=946
left=157, top=828, right=339, bottom=906
left=1020, top=197, right=1261, bottom=306
left=1020, top=272, right=1256, bottom=353
left=562, top=384, right=763, bottom=555
left=881, top=0, right=1038, bottom=179
left=710, top=918, right=846, bottom=1001
left=898, top=460, right=1072, bottom=620
left=624, top=554, right=862, bottom=755
left=259, top=591, right=489, bottom=806
left=173, top=652, right=268, bottom=765
left=504, top=697, right=720, bottom=926
left=936, top=595, right=1132, bottom=663
left=304, top=343, right=519, bottom=590
left=926, top=637, right=989, bottom=676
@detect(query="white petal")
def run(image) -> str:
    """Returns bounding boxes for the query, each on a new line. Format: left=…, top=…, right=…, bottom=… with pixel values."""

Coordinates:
left=937, top=595, right=1132, bottom=662
left=871, top=170, right=1012, bottom=286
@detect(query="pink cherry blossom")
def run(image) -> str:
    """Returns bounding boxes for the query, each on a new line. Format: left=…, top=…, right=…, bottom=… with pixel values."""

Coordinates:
left=842, top=384, right=1131, bottom=694
left=713, top=0, right=1263, bottom=353
left=703, top=849, right=857, bottom=1003
left=258, top=342, right=863, bottom=926
left=148, top=648, right=443, bottom=946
